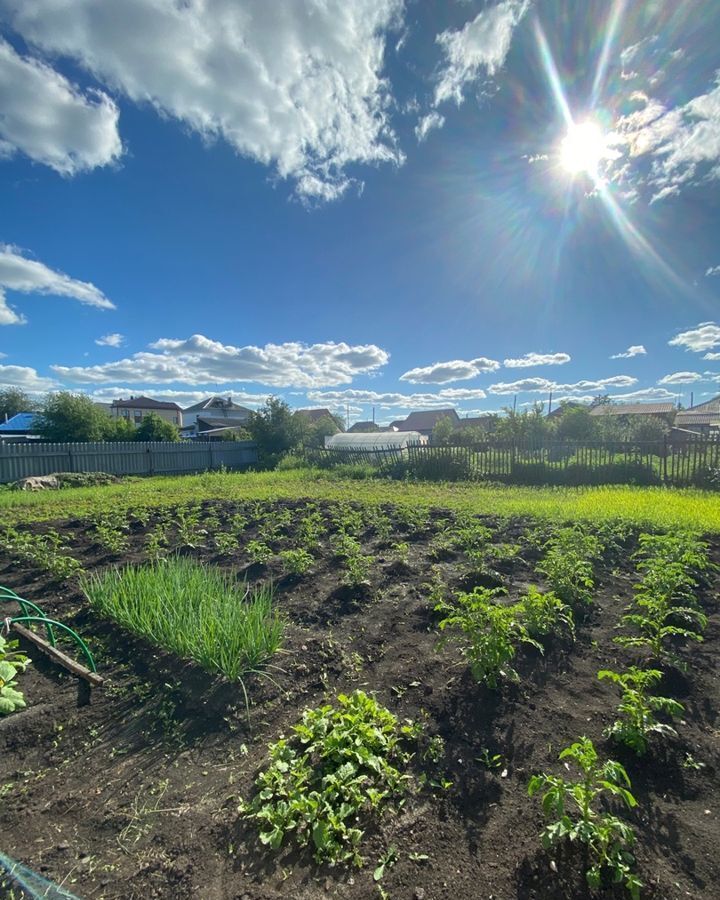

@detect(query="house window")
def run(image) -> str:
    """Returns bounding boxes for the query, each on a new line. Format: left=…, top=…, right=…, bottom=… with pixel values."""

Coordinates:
left=134, top=411, right=142, bottom=423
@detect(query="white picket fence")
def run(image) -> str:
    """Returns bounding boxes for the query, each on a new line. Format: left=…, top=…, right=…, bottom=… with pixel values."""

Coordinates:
left=0, top=440, right=257, bottom=483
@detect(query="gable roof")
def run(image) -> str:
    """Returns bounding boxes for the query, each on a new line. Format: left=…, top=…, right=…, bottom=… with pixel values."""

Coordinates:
left=0, top=412, right=40, bottom=433
left=398, top=409, right=460, bottom=431
left=111, top=395, right=182, bottom=411
left=682, top=394, right=720, bottom=415
left=296, top=408, right=335, bottom=423
left=183, top=396, right=252, bottom=414
left=197, top=416, right=250, bottom=431
left=589, top=403, right=675, bottom=417
left=457, top=415, right=495, bottom=429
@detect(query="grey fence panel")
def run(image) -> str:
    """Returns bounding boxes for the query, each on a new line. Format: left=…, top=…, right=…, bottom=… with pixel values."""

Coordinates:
left=0, top=440, right=257, bottom=483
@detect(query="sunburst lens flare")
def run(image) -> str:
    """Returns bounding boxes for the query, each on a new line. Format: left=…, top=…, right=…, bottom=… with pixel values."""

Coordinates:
left=560, top=121, right=607, bottom=178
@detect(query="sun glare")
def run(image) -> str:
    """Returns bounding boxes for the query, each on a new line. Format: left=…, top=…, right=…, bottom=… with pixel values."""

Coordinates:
left=560, top=121, right=608, bottom=178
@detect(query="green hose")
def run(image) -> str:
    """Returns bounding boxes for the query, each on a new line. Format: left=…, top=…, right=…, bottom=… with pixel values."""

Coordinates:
left=0, top=586, right=57, bottom=645
left=9, top=616, right=97, bottom=673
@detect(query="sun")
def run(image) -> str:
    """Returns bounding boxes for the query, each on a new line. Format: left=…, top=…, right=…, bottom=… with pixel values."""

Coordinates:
left=560, top=121, right=608, bottom=179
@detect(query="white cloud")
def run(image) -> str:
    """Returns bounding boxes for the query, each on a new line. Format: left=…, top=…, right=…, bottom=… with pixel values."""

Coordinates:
left=95, top=333, right=124, bottom=347
left=0, top=364, right=57, bottom=392
left=0, top=244, right=115, bottom=325
left=703, top=352, right=720, bottom=361
left=399, top=356, right=499, bottom=384
left=705, top=266, right=720, bottom=277
left=1, top=0, right=404, bottom=201
left=434, top=1, right=528, bottom=106
left=609, top=387, right=680, bottom=402
left=307, top=387, right=487, bottom=409
left=52, top=335, right=389, bottom=388
left=415, top=112, right=445, bottom=142
left=0, top=38, right=121, bottom=175
left=503, top=352, right=570, bottom=368
left=657, top=371, right=704, bottom=385
left=488, top=375, right=637, bottom=395
left=668, top=322, right=720, bottom=353
left=610, top=344, right=647, bottom=359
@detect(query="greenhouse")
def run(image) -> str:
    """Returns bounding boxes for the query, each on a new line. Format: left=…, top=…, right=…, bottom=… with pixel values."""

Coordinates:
left=324, top=431, right=426, bottom=451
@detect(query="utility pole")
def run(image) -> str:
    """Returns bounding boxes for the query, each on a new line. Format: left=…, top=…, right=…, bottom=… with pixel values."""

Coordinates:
left=372, top=405, right=375, bottom=424
left=513, top=394, right=517, bottom=413
left=548, top=391, right=553, bottom=415
left=346, top=403, right=350, bottom=430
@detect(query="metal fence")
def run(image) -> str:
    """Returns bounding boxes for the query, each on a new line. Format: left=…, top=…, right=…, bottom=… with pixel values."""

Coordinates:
left=0, top=440, right=257, bottom=483
left=313, top=436, right=720, bottom=487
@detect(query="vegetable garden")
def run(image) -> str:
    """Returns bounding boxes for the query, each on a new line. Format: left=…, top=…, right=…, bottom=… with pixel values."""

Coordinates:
left=0, top=474, right=718, bottom=899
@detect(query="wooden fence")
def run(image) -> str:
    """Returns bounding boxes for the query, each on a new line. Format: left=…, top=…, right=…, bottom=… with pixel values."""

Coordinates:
left=0, top=440, right=257, bottom=483
left=312, top=436, right=720, bottom=488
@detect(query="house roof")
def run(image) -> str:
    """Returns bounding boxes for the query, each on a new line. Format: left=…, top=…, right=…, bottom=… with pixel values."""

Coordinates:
left=457, top=415, right=495, bottom=429
left=183, top=396, right=252, bottom=414
left=0, top=412, right=40, bottom=433
left=197, top=416, right=250, bottom=431
left=348, top=421, right=378, bottom=432
left=296, top=408, right=334, bottom=422
left=589, top=403, right=675, bottom=417
left=111, top=396, right=182, bottom=411
left=682, top=394, right=720, bottom=415
left=674, top=413, right=720, bottom=426
left=398, top=409, right=460, bottom=432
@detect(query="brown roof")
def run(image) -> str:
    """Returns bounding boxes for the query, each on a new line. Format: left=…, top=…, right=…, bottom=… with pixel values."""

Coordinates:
left=682, top=395, right=720, bottom=414
left=197, top=417, right=250, bottom=431
left=296, top=408, right=334, bottom=423
left=589, top=403, right=675, bottom=417
left=398, top=409, right=460, bottom=432
left=458, top=415, right=495, bottom=429
left=674, top=413, right=720, bottom=426
left=111, top=395, right=182, bottom=411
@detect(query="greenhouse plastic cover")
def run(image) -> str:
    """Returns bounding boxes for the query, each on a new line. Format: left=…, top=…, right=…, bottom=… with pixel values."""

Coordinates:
left=325, top=432, right=425, bottom=450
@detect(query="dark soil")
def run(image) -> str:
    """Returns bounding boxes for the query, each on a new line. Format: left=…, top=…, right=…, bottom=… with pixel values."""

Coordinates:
left=0, top=499, right=718, bottom=900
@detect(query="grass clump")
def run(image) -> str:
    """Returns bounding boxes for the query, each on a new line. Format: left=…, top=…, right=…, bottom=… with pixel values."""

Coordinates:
left=82, top=558, right=283, bottom=681
left=240, top=690, right=419, bottom=866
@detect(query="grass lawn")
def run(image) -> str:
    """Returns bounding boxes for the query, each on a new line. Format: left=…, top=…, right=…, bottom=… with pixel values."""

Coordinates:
left=2, top=467, right=720, bottom=532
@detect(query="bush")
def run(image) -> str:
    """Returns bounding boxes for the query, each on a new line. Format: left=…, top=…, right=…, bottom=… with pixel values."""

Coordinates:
left=507, top=460, right=661, bottom=487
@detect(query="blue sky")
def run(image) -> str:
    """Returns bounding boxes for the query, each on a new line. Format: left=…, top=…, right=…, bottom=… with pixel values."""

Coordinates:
left=1, top=0, right=720, bottom=425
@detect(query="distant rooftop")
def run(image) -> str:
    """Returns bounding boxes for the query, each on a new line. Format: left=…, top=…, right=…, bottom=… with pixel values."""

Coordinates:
left=0, top=412, right=41, bottom=433
left=111, top=395, right=182, bottom=411
left=589, top=403, right=675, bottom=417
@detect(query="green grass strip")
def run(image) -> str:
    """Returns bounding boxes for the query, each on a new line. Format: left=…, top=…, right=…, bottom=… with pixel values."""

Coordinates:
left=3, top=468, right=720, bottom=532
left=81, top=557, right=283, bottom=681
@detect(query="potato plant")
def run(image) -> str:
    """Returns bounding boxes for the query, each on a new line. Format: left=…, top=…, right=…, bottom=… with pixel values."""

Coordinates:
left=598, top=667, right=684, bottom=755
left=528, top=737, right=641, bottom=898
left=537, top=527, right=601, bottom=608
left=0, top=526, right=82, bottom=580
left=279, top=548, right=314, bottom=576
left=518, top=587, right=575, bottom=642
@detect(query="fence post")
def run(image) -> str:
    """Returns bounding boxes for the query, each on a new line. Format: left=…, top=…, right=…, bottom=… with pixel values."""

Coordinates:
left=67, top=445, right=74, bottom=473
left=147, top=445, right=154, bottom=476
left=662, top=434, right=668, bottom=485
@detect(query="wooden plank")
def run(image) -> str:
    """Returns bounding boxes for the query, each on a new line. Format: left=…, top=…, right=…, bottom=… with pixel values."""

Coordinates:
left=11, top=622, right=104, bottom=686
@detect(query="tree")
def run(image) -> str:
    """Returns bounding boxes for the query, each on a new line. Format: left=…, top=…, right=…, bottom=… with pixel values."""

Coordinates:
left=247, top=397, right=302, bottom=467
left=106, top=417, right=137, bottom=441
left=555, top=405, right=596, bottom=441
left=0, top=387, right=37, bottom=422
left=431, top=415, right=456, bottom=446
left=37, top=392, right=112, bottom=442
left=134, top=412, right=180, bottom=442
left=625, top=415, right=669, bottom=444
left=303, top=414, right=342, bottom=450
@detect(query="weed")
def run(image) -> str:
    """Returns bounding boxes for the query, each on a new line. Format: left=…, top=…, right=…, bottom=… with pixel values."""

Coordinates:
left=374, top=846, right=399, bottom=881
left=477, top=748, right=503, bottom=770
left=598, top=667, right=683, bottom=755
left=528, top=737, right=641, bottom=898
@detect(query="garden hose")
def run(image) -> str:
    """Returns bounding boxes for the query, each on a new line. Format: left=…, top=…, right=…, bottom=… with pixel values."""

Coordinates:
left=0, top=586, right=57, bottom=645
left=0, top=851, right=82, bottom=899
left=6, top=616, right=97, bottom=673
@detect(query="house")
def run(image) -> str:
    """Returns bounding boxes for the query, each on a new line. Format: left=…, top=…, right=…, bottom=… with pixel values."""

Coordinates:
left=295, top=408, right=336, bottom=424
left=589, top=402, right=676, bottom=423
left=348, top=420, right=380, bottom=433
left=395, top=408, right=460, bottom=437
left=111, top=396, right=183, bottom=428
left=194, top=416, right=251, bottom=441
left=0, top=412, right=42, bottom=442
left=674, top=395, right=720, bottom=435
left=183, top=397, right=252, bottom=436
left=457, top=415, right=496, bottom=434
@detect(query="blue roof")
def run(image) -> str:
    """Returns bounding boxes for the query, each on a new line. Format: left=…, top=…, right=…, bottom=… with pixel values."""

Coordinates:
left=0, top=412, right=40, bottom=432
